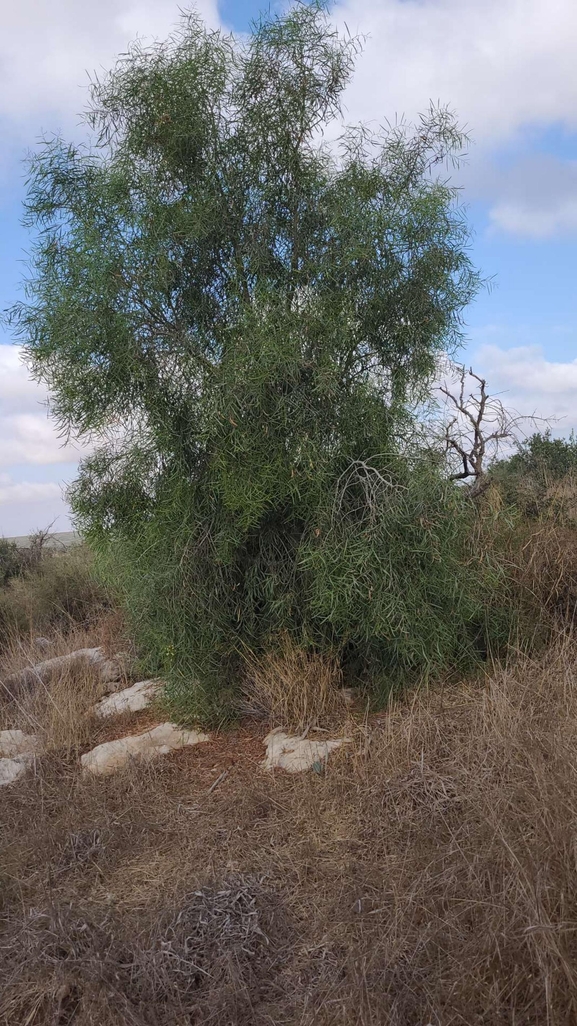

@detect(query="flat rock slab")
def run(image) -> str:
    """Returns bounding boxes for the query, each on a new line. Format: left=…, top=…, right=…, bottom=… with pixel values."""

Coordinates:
left=262, top=729, right=349, bottom=773
left=33, top=636, right=52, bottom=652
left=3, top=647, right=127, bottom=696
left=81, top=722, right=210, bottom=776
left=94, top=679, right=163, bottom=719
left=0, top=754, right=34, bottom=787
left=0, top=729, right=41, bottom=758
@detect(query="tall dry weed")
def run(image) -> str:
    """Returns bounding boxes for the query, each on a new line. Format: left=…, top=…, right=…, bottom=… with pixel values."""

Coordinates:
left=242, top=637, right=352, bottom=730
left=513, top=522, right=577, bottom=624
left=0, top=620, right=129, bottom=757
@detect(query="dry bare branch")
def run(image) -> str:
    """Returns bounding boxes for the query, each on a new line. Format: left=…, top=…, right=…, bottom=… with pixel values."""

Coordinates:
left=438, top=363, right=546, bottom=497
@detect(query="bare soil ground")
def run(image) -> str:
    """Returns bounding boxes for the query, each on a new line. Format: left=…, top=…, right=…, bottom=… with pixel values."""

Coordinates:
left=2, top=627, right=577, bottom=1025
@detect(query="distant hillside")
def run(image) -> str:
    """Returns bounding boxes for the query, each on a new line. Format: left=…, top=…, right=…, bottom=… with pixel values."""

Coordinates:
left=6, top=531, right=81, bottom=550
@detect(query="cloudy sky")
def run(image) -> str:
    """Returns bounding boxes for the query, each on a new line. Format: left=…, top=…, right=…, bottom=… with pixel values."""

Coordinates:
left=1, top=0, right=577, bottom=535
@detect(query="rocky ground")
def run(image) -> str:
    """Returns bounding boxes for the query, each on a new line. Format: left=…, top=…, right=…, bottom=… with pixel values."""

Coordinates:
left=2, top=627, right=577, bottom=1025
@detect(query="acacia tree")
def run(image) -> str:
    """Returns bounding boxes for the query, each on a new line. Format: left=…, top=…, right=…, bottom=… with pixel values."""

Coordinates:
left=12, top=3, right=508, bottom=714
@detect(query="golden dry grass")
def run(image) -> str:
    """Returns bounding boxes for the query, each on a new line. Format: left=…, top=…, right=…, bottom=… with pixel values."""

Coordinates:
left=0, top=616, right=132, bottom=757
left=514, top=522, right=577, bottom=624
left=0, top=543, right=112, bottom=645
left=3, top=632, right=577, bottom=1023
left=242, top=636, right=353, bottom=730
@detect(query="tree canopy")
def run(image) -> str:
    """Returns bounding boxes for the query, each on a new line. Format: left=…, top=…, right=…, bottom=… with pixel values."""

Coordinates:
left=12, top=2, right=508, bottom=715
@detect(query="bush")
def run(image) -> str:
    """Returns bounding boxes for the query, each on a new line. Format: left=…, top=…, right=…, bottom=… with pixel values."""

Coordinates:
left=491, top=431, right=577, bottom=521
left=486, top=433, right=577, bottom=629
left=14, top=5, right=517, bottom=717
left=91, top=456, right=515, bottom=720
left=0, top=545, right=111, bottom=646
left=0, top=539, right=27, bottom=586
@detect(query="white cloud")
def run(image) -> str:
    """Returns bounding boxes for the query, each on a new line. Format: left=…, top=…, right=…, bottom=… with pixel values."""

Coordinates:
left=0, top=345, right=84, bottom=533
left=0, top=475, right=72, bottom=537
left=489, top=198, right=577, bottom=240
left=0, top=0, right=218, bottom=155
left=0, top=0, right=573, bottom=151
left=0, top=346, right=88, bottom=467
left=334, top=0, right=577, bottom=148
left=0, top=0, right=575, bottom=239
left=460, top=154, right=577, bottom=239
left=0, top=413, right=84, bottom=468
left=0, top=345, right=48, bottom=415
left=473, top=343, right=577, bottom=432
left=0, top=479, right=62, bottom=505
left=329, top=0, right=577, bottom=240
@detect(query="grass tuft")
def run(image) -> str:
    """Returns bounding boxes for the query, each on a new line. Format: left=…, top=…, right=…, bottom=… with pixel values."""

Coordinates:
left=241, top=635, right=351, bottom=730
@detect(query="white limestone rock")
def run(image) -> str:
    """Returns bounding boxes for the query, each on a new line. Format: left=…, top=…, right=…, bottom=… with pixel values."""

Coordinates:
left=0, top=729, right=42, bottom=758
left=94, top=679, right=163, bottom=719
left=81, top=722, right=210, bottom=776
left=0, top=754, right=34, bottom=787
left=262, top=729, right=349, bottom=774
left=4, top=647, right=126, bottom=695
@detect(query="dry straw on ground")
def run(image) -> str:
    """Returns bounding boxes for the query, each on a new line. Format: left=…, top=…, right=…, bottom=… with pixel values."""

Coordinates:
left=3, top=627, right=577, bottom=1023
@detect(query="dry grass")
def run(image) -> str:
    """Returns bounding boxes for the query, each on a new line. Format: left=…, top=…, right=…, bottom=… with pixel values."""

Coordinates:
left=0, top=543, right=112, bottom=645
left=3, top=637, right=577, bottom=1023
left=0, top=616, right=133, bottom=757
left=242, top=636, right=353, bottom=730
left=2, top=664, right=105, bottom=757
left=513, top=522, right=577, bottom=624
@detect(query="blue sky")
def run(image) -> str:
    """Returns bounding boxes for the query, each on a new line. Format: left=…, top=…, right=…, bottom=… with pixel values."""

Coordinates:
left=1, top=0, right=577, bottom=535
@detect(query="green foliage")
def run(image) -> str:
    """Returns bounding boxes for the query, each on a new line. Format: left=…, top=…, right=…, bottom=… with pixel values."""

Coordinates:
left=492, top=431, right=577, bottom=520
left=0, top=539, right=25, bottom=586
left=499, top=431, right=577, bottom=481
left=302, top=459, right=511, bottom=687
left=11, top=3, right=508, bottom=716
left=87, top=452, right=512, bottom=719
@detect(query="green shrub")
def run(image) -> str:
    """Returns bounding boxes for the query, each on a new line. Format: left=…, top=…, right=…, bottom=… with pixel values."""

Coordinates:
left=491, top=431, right=577, bottom=521
left=13, top=4, right=516, bottom=718
left=89, top=455, right=515, bottom=720
left=0, top=539, right=26, bottom=586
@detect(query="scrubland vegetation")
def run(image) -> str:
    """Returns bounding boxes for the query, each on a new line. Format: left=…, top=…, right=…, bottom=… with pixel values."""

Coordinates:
left=2, top=433, right=577, bottom=1025
left=4, top=3, right=577, bottom=1022
left=10, top=0, right=504, bottom=719
left=2, top=486, right=577, bottom=1024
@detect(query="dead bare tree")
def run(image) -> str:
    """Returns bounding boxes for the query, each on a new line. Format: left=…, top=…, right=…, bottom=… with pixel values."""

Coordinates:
left=438, top=364, right=542, bottom=497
